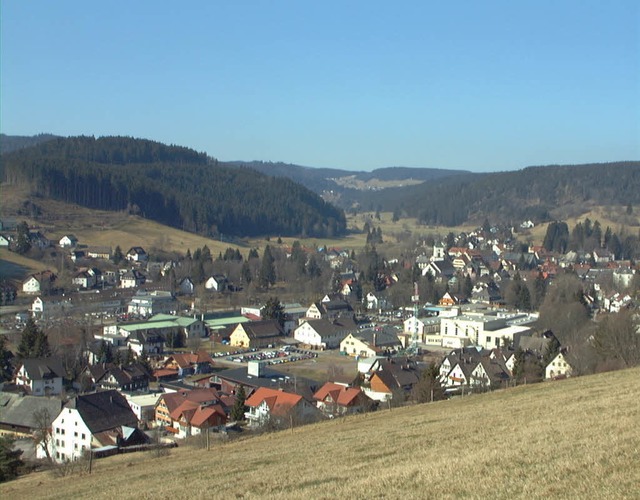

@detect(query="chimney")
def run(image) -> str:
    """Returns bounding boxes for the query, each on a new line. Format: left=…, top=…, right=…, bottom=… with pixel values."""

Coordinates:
left=372, top=333, right=377, bottom=347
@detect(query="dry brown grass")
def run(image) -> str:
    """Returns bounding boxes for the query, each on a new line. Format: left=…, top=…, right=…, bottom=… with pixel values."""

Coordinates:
left=3, top=367, right=639, bottom=499
left=0, top=248, right=51, bottom=278
left=0, top=185, right=246, bottom=257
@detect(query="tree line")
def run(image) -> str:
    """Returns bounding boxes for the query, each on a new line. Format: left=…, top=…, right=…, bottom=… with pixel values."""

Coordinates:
left=1, top=136, right=347, bottom=238
left=543, top=219, right=640, bottom=260
left=349, top=162, right=640, bottom=226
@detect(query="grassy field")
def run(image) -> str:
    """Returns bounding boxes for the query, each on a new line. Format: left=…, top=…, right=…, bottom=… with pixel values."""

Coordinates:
left=3, top=367, right=639, bottom=499
left=0, top=248, right=51, bottom=279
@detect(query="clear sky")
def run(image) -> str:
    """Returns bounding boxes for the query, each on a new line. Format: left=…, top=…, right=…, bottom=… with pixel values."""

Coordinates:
left=1, top=1, right=638, bottom=172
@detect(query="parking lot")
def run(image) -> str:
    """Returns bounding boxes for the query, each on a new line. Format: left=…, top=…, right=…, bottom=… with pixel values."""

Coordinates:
left=210, top=346, right=319, bottom=367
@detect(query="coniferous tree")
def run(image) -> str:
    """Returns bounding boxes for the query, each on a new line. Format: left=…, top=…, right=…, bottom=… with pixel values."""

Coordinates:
left=290, top=241, right=306, bottom=276
left=17, top=318, right=51, bottom=358
left=241, top=261, right=252, bottom=285
left=262, top=297, right=285, bottom=328
left=113, top=245, right=124, bottom=264
left=125, top=346, right=136, bottom=365
left=14, top=221, right=31, bottom=255
left=139, top=350, right=152, bottom=374
left=0, top=336, right=14, bottom=382
left=306, top=254, right=321, bottom=278
left=259, top=245, right=276, bottom=289
left=98, top=340, right=114, bottom=363
left=0, top=435, right=24, bottom=482
left=542, top=335, right=561, bottom=368
left=114, top=349, right=123, bottom=367
left=230, top=385, right=247, bottom=422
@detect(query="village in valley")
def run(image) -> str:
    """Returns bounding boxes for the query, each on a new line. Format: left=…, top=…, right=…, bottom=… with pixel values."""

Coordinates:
left=0, top=214, right=638, bottom=469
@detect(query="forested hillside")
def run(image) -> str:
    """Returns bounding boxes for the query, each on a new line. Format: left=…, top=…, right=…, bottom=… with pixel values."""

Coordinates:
left=0, top=136, right=346, bottom=238
left=355, top=162, right=640, bottom=225
left=223, top=160, right=469, bottom=201
left=0, top=133, right=58, bottom=154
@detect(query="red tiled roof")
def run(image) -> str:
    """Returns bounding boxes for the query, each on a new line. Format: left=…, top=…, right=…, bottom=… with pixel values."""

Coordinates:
left=160, top=388, right=221, bottom=414
left=313, top=382, right=362, bottom=407
left=154, top=368, right=179, bottom=378
left=245, top=387, right=303, bottom=417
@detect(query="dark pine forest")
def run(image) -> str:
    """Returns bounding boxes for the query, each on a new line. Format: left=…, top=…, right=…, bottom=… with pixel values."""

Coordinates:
left=0, top=136, right=347, bottom=238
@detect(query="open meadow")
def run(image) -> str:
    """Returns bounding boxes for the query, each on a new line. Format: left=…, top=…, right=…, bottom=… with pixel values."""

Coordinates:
left=2, top=367, right=639, bottom=499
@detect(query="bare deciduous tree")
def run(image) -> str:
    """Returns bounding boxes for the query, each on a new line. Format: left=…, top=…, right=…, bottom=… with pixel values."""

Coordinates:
left=593, top=309, right=640, bottom=368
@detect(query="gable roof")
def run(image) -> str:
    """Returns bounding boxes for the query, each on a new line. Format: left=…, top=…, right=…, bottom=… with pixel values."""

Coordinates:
left=90, top=362, right=150, bottom=386
left=351, top=328, right=401, bottom=348
left=167, top=351, right=214, bottom=369
left=170, top=399, right=226, bottom=427
left=245, top=387, right=303, bottom=417
left=300, top=318, right=357, bottom=339
left=20, top=357, right=65, bottom=380
left=66, top=390, right=138, bottom=433
left=238, top=320, right=284, bottom=339
left=159, top=388, right=223, bottom=414
left=313, top=383, right=363, bottom=407
left=0, top=393, right=63, bottom=429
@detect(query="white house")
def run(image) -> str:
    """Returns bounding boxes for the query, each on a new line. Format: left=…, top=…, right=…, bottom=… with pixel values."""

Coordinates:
left=127, top=290, right=176, bottom=316
left=545, top=352, right=573, bottom=380
left=0, top=234, right=10, bottom=248
left=22, top=276, right=42, bottom=294
left=31, top=296, right=44, bottom=316
left=126, top=246, right=148, bottom=262
left=40, top=390, right=143, bottom=463
left=120, top=269, right=146, bottom=288
left=72, top=269, right=97, bottom=289
left=15, top=357, right=65, bottom=396
left=205, top=275, right=228, bottom=292
left=340, top=329, right=402, bottom=358
left=59, top=235, right=78, bottom=248
left=293, top=318, right=356, bottom=349
left=244, top=387, right=320, bottom=428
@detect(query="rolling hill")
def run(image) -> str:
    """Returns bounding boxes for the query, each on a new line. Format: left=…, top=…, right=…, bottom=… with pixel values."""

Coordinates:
left=351, top=162, right=640, bottom=225
left=223, top=160, right=471, bottom=206
left=3, top=134, right=637, bottom=232
left=2, top=367, right=638, bottom=498
left=0, top=136, right=346, bottom=239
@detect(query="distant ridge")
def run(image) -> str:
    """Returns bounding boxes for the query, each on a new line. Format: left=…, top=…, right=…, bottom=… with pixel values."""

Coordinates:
left=0, top=133, right=59, bottom=154
left=349, top=161, right=640, bottom=225
left=3, top=134, right=637, bottom=228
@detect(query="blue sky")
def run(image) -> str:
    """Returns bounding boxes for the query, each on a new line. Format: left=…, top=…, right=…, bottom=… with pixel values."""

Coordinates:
left=2, top=1, right=638, bottom=172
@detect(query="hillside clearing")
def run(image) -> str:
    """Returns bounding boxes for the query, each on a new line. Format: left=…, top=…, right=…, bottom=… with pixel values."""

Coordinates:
left=3, top=367, right=639, bottom=499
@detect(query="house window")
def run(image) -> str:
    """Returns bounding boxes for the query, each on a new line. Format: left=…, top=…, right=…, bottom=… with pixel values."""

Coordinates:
left=56, top=439, right=59, bottom=446
left=74, top=432, right=78, bottom=437
left=486, top=336, right=491, bottom=344
left=82, top=433, right=86, bottom=440
left=56, top=452, right=60, bottom=459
